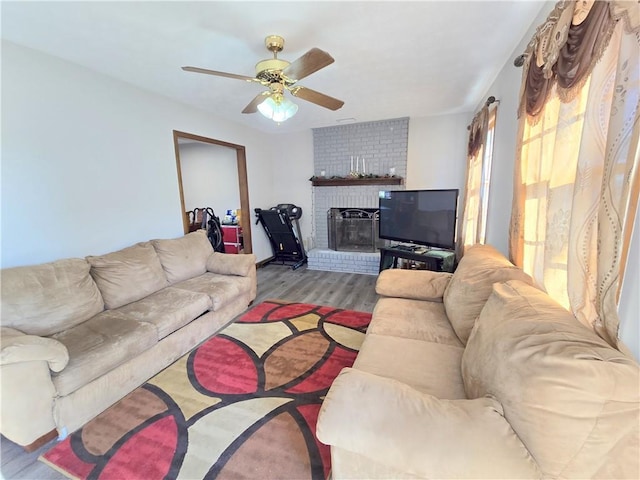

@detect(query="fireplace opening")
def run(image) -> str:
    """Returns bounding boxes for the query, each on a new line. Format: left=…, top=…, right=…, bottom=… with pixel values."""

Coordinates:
left=328, top=208, right=385, bottom=252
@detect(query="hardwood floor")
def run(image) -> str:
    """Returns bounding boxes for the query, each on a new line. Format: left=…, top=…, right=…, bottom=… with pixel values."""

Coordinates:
left=254, top=263, right=379, bottom=312
left=0, top=264, right=379, bottom=479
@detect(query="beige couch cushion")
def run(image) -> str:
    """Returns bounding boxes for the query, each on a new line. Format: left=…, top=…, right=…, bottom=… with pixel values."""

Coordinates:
left=87, top=242, right=168, bottom=309
left=462, top=280, right=640, bottom=479
left=206, top=252, right=256, bottom=277
left=353, top=333, right=466, bottom=399
left=369, top=297, right=463, bottom=347
left=317, top=368, right=540, bottom=479
left=443, top=244, right=534, bottom=344
left=114, top=286, right=212, bottom=339
left=152, top=230, right=213, bottom=284
left=172, top=272, right=252, bottom=311
left=50, top=310, right=157, bottom=396
left=329, top=447, right=423, bottom=480
left=1, top=259, right=104, bottom=336
left=375, top=269, right=453, bottom=301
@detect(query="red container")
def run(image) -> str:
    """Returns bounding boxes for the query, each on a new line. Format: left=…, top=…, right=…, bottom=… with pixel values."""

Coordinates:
left=224, top=243, right=242, bottom=254
left=222, top=226, right=242, bottom=243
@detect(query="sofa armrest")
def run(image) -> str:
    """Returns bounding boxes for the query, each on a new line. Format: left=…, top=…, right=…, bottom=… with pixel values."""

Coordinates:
left=317, top=368, right=540, bottom=479
left=1, top=327, right=69, bottom=372
left=0, top=327, right=64, bottom=446
left=375, top=269, right=452, bottom=301
left=206, top=252, right=256, bottom=277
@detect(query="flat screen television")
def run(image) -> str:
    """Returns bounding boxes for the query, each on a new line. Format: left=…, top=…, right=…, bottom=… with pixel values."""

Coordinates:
left=378, top=189, right=459, bottom=250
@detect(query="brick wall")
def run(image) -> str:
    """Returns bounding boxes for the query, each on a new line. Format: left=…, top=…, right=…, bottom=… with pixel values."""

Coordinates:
left=311, top=117, right=409, bottom=249
left=307, top=250, right=380, bottom=275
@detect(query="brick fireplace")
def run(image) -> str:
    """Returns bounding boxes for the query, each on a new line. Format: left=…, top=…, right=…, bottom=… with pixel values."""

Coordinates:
left=328, top=208, right=383, bottom=252
left=308, top=118, right=408, bottom=275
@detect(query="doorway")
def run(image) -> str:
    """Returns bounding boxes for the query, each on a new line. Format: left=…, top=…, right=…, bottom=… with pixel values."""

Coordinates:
left=173, top=130, right=252, bottom=254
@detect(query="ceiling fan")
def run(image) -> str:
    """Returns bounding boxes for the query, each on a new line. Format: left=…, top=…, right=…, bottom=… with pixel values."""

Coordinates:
left=182, top=35, right=344, bottom=122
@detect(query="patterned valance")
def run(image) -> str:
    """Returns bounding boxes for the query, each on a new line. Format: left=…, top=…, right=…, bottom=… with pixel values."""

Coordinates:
left=518, top=0, right=639, bottom=119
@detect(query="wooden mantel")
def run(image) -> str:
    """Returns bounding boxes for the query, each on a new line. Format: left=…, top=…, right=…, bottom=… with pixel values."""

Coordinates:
left=311, top=177, right=403, bottom=187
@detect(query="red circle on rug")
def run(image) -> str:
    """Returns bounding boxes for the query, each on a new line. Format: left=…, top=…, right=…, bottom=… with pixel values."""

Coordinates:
left=193, top=336, right=259, bottom=394
left=97, top=416, right=177, bottom=479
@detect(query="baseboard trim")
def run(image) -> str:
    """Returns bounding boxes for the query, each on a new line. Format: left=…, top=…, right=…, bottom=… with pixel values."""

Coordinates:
left=23, top=429, right=57, bottom=452
left=256, top=256, right=275, bottom=268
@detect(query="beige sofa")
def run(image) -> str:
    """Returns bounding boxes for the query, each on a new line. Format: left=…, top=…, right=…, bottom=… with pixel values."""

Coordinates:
left=317, top=244, right=639, bottom=479
left=1, top=230, right=256, bottom=449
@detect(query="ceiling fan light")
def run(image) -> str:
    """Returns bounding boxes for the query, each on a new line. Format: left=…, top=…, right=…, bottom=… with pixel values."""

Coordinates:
left=257, top=96, right=276, bottom=117
left=274, top=97, right=298, bottom=122
left=257, top=95, right=298, bottom=123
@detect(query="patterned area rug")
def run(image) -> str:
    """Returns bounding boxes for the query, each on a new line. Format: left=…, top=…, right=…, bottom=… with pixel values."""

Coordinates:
left=40, top=300, right=371, bottom=480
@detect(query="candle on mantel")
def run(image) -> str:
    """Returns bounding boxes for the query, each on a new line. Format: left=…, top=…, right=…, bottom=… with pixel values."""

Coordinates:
left=363, top=158, right=366, bottom=174
left=350, top=156, right=353, bottom=172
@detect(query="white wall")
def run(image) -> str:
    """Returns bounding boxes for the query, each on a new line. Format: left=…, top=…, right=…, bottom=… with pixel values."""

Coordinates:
left=179, top=142, right=240, bottom=217
left=478, top=4, right=639, bottom=360
left=1, top=41, right=277, bottom=266
left=406, top=113, right=470, bottom=192
left=268, top=131, right=315, bottom=249
left=407, top=114, right=470, bottom=225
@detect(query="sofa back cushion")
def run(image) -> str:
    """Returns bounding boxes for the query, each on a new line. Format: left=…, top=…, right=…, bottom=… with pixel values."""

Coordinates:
left=1, top=258, right=104, bottom=336
left=462, top=280, right=640, bottom=479
left=87, top=242, right=168, bottom=309
left=151, top=230, right=213, bottom=284
left=443, top=244, right=533, bottom=344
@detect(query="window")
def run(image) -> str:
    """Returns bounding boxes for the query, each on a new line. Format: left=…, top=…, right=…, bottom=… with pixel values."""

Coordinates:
left=510, top=3, right=639, bottom=347
left=460, top=104, right=497, bottom=253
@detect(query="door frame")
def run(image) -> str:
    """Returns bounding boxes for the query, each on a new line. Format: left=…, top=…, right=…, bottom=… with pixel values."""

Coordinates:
left=173, top=130, right=252, bottom=254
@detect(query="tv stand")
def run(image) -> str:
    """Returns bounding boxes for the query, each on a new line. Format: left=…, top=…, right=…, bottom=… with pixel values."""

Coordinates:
left=379, top=245, right=456, bottom=273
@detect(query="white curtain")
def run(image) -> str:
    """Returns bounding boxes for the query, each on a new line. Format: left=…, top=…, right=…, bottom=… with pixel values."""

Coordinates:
left=510, top=1, right=639, bottom=348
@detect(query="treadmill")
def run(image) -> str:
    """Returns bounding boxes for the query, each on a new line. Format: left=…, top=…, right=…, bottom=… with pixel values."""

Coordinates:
left=254, top=204, right=307, bottom=270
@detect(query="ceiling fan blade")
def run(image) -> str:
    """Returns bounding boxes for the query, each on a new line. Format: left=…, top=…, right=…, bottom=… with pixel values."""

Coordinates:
left=282, top=48, right=335, bottom=81
left=242, top=91, right=271, bottom=114
left=182, top=66, right=257, bottom=82
left=290, top=86, right=344, bottom=111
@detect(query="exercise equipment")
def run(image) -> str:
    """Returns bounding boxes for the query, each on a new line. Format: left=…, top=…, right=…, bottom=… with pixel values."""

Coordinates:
left=255, top=204, right=307, bottom=270
left=186, top=207, right=225, bottom=253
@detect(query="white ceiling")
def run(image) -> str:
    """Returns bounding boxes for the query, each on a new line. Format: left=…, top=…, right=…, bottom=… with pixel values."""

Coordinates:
left=1, top=1, right=547, bottom=135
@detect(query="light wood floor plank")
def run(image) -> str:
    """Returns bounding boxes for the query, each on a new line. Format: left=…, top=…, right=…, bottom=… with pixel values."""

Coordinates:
left=0, top=264, right=379, bottom=479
